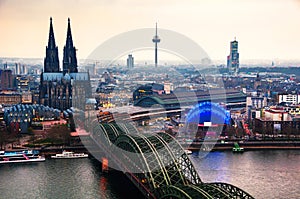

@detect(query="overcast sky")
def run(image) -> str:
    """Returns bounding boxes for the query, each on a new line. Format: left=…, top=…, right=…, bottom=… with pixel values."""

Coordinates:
left=1, top=0, right=300, bottom=63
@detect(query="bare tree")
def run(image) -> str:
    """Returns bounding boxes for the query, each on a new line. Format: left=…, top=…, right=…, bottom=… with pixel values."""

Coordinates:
left=46, top=124, right=71, bottom=146
left=0, top=126, right=9, bottom=150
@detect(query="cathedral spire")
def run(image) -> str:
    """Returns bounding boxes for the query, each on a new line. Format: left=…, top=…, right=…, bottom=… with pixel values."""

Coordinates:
left=48, top=17, right=56, bottom=48
left=63, top=18, right=78, bottom=73
left=44, top=17, right=59, bottom=72
left=65, top=18, right=74, bottom=48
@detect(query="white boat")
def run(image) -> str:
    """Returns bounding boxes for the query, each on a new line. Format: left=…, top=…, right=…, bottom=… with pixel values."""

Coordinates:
left=51, top=151, right=89, bottom=159
left=184, top=149, right=192, bottom=155
left=0, top=154, right=45, bottom=164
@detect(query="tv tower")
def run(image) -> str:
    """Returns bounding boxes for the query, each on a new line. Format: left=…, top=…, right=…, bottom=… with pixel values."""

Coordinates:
left=152, top=23, right=160, bottom=67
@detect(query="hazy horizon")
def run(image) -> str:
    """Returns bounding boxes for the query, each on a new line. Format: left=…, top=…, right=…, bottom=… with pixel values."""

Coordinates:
left=1, top=0, right=300, bottom=63
left=1, top=56, right=300, bottom=67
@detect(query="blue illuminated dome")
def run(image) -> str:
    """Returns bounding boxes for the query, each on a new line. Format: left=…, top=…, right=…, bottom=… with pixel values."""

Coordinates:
left=186, top=102, right=230, bottom=125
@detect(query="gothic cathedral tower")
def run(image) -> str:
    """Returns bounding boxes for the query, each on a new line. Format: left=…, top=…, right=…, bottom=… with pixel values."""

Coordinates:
left=44, top=17, right=60, bottom=72
left=63, top=18, right=78, bottom=73
left=40, top=17, right=91, bottom=111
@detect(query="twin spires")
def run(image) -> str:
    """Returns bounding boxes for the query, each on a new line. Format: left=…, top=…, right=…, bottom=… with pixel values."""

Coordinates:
left=44, top=17, right=78, bottom=73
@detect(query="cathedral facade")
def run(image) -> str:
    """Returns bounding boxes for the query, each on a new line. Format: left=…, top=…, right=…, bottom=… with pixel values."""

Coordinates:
left=39, top=18, right=91, bottom=111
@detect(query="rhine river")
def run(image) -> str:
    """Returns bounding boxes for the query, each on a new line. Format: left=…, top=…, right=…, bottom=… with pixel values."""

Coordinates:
left=0, top=150, right=299, bottom=199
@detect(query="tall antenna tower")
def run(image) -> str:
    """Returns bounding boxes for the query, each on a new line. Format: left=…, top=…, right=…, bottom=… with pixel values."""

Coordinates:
left=152, top=23, right=161, bottom=67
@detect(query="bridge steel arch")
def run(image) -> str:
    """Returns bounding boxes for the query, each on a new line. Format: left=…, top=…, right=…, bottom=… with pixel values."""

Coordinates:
left=115, top=134, right=171, bottom=190
left=157, top=132, right=202, bottom=185
left=87, top=122, right=254, bottom=199
left=156, top=184, right=219, bottom=199
left=155, top=182, right=255, bottom=199
left=113, top=130, right=204, bottom=197
left=117, top=122, right=139, bottom=134
left=147, top=134, right=190, bottom=186
left=207, top=182, right=255, bottom=199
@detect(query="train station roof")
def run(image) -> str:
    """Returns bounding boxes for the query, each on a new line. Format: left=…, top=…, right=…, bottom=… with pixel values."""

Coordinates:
left=134, top=89, right=246, bottom=108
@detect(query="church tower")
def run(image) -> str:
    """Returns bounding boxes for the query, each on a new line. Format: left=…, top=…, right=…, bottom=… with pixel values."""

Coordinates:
left=63, top=18, right=78, bottom=73
left=40, top=18, right=91, bottom=111
left=44, top=17, right=60, bottom=72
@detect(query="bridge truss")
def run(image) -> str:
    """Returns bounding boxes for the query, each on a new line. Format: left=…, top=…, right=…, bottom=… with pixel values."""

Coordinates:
left=89, top=122, right=254, bottom=199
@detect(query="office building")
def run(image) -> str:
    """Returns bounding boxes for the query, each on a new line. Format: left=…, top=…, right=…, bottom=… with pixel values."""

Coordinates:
left=227, top=38, right=239, bottom=74
left=127, top=54, right=134, bottom=68
left=0, top=69, right=14, bottom=90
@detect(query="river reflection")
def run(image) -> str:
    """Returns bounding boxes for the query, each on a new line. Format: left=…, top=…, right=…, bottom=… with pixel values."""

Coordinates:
left=192, top=150, right=300, bottom=199
left=0, top=151, right=299, bottom=199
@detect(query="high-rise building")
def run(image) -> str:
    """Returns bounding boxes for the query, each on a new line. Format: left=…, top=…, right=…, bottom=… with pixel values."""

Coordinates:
left=39, top=18, right=91, bottom=111
left=0, top=69, right=14, bottom=90
left=127, top=54, right=134, bottom=68
left=227, top=38, right=239, bottom=74
left=22, top=65, right=27, bottom=75
left=15, top=63, right=21, bottom=75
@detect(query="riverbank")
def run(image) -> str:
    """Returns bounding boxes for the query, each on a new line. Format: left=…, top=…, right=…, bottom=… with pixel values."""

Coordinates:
left=5, top=140, right=300, bottom=157
left=184, top=140, right=300, bottom=151
left=39, top=141, right=300, bottom=156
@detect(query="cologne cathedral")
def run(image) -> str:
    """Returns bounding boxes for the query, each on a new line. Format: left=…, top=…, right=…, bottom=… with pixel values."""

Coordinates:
left=39, top=18, right=91, bottom=111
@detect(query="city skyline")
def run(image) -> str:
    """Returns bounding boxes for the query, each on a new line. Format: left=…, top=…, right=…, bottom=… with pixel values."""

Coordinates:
left=1, top=0, right=300, bottom=62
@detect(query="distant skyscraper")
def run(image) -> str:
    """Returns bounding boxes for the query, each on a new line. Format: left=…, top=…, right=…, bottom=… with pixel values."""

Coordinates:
left=152, top=23, right=160, bottom=67
left=22, top=65, right=27, bottom=74
left=15, top=63, right=18, bottom=75
left=15, top=63, right=21, bottom=75
left=127, top=54, right=134, bottom=68
left=227, top=38, right=239, bottom=74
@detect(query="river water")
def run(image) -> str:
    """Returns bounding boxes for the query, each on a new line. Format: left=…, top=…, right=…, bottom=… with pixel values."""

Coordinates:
left=0, top=150, right=299, bottom=199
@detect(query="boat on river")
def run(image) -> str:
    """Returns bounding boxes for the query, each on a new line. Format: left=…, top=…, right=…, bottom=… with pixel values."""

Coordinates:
left=0, top=150, right=45, bottom=164
left=51, top=150, right=88, bottom=159
left=232, top=142, right=244, bottom=153
left=184, top=149, right=192, bottom=155
left=0, top=150, right=40, bottom=157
